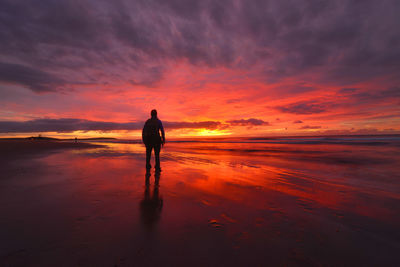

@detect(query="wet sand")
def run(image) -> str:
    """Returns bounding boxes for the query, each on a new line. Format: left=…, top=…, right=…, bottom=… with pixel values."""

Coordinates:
left=0, top=137, right=399, bottom=266
left=0, top=139, right=103, bottom=158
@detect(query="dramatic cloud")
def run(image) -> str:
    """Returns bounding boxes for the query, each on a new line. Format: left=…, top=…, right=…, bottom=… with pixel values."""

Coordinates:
left=338, top=88, right=359, bottom=95
left=275, top=101, right=332, bottom=115
left=226, top=118, right=269, bottom=126
left=348, top=87, right=400, bottom=104
left=0, top=117, right=279, bottom=133
left=0, top=118, right=226, bottom=133
left=0, top=62, right=65, bottom=92
left=293, top=120, right=303, bottom=124
left=1, top=0, right=399, bottom=91
left=300, top=125, right=322, bottom=130
left=164, top=121, right=222, bottom=130
left=0, top=0, right=399, bottom=136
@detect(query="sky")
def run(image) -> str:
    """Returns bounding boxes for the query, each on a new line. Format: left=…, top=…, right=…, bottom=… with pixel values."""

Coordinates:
left=0, top=0, right=399, bottom=138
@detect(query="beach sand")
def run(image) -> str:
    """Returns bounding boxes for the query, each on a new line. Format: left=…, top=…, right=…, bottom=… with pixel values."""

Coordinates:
left=0, top=139, right=103, bottom=158
left=0, top=137, right=399, bottom=266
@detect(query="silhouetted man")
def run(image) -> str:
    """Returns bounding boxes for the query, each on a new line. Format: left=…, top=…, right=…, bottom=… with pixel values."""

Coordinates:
left=142, top=109, right=165, bottom=172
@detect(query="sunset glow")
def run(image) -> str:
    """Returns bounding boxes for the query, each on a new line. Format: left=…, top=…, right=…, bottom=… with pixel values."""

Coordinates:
left=1, top=2, right=400, bottom=265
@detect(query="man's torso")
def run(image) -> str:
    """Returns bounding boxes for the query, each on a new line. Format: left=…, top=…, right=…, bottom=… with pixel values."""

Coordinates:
left=143, top=118, right=162, bottom=145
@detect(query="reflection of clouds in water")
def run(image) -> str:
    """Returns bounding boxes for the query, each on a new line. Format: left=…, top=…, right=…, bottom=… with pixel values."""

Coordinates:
left=176, top=168, right=209, bottom=182
left=227, top=161, right=261, bottom=169
left=82, top=136, right=400, bottom=163
left=224, top=181, right=263, bottom=190
left=75, top=138, right=399, bottom=196
left=275, top=173, right=317, bottom=193
left=17, top=137, right=399, bottom=266
left=78, top=147, right=392, bottom=167
left=163, top=153, right=219, bottom=166
left=168, top=145, right=396, bottom=167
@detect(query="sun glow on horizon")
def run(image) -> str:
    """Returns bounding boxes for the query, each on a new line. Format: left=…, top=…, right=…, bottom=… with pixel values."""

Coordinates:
left=195, top=129, right=232, bottom=137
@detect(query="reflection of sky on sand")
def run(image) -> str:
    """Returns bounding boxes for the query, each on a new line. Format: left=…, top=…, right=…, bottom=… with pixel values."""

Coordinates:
left=1, top=138, right=399, bottom=265
left=72, top=139, right=400, bottom=227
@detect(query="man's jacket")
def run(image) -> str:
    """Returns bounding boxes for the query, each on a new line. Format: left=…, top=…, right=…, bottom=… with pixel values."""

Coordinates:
left=142, top=118, right=165, bottom=145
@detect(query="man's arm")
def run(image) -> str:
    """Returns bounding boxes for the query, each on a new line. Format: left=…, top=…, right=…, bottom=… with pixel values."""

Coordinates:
left=159, top=120, right=165, bottom=145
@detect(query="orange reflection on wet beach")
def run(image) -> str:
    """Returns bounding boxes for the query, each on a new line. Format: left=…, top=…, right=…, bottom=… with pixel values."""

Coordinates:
left=1, top=136, right=399, bottom=266
left=67, top=138, right=400, bottom=223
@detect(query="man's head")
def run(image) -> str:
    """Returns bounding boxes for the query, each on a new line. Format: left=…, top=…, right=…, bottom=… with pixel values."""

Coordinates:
left=151, top=109, right=157, bottom=118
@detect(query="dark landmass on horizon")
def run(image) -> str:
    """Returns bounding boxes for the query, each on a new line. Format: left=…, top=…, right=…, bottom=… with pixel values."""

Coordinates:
left=1, top=133, right=398, bottom=142
left=0, top=136, right=117, bottom=141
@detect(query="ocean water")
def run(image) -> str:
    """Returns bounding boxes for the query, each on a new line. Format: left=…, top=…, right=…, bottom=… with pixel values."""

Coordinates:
left=1, top=135, right=399, bottom=265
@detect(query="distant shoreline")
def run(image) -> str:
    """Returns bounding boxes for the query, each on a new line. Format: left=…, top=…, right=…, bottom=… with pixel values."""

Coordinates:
left=0, top=136, right=117, bottom=141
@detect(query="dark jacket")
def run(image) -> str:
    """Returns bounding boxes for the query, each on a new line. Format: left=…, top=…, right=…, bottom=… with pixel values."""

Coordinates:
left=142, top=117, right=165, bottom=146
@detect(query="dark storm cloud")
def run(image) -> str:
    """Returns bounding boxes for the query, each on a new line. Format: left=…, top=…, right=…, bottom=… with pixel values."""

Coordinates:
left=274, top=84, right=318, bottom=96
left=164, top=121, right=222, bottom=130
left=0, top=117, right=276, bottom=132
left=0, top=0, right=105, bottom=49
left=275, top=101, right=331, bottom=114
left=351, top=87, right=400, bottom=102
left=0, top=62, right=64, bottom=92
left=0, top=118, right=224, bottom=133
left=129, top=66, right=165, bottom=87
left=321, top=128, right=399, bottom=135
left=0, top=0, right=399, bottom=92
left=378, top=87, right=400, bottom=98
left=338, top=88, right=359, bottom=95
left=227, top=118, right=269, bottom=126
left=0, top=0, right=107, bottom=70
left=300, top=125, right=321, bottom=130
left=337, top=86, right=400, bottom=106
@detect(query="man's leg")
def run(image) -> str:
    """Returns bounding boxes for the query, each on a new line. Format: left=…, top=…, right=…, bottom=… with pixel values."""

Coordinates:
left=146, top=145, right=152, bottom=170
left=154, top=144, right=161, bottom=170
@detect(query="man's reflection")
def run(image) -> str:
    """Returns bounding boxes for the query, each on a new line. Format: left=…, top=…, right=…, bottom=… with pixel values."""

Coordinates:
left=140, top=171, right=163, bottom=229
